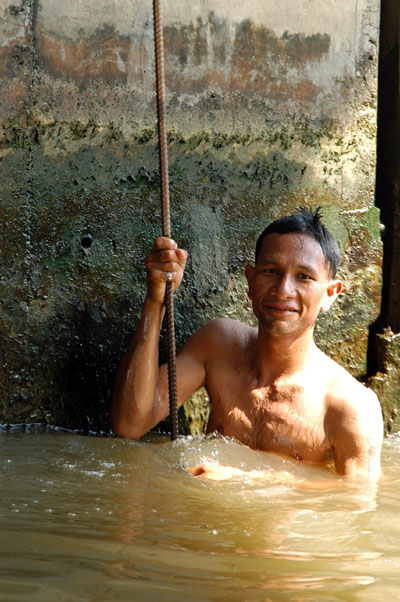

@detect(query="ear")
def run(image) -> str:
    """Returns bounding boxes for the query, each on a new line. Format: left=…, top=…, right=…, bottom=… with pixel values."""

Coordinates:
left=245, top=264, right=255, bottom=298
left=320, top=279, right=342, bottom=312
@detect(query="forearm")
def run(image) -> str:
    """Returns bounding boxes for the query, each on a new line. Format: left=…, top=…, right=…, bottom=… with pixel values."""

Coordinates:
left=111, top=297, right=167, bottom=439
left=188, top=462, right=380, bottom=493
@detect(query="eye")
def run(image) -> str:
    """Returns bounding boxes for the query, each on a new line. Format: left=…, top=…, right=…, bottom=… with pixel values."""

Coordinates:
left=297, top=273, right=313, bottom=280
left=261, top=268, right=277, bottom=275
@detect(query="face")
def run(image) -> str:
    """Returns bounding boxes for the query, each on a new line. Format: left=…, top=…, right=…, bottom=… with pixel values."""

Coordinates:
left=245, top=232, right=341, bottom=337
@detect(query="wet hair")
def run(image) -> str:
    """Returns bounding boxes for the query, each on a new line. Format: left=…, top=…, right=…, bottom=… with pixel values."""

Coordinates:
left=255, top=207, right=340, bottom=277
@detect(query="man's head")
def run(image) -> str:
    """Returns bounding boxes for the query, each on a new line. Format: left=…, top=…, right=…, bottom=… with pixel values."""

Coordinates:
left=255, top=207, right=340, bottom=278
left=246, top=208, right=342, bottom=338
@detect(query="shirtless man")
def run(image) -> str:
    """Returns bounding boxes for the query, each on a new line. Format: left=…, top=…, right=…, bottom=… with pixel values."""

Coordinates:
left=111, top=208, right=383, bottom=481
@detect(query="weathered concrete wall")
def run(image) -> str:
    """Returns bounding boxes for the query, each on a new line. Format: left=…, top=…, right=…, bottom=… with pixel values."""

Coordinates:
left=367, top=330, right=400, bottom=433
left=367, top=0, right=400, bottom=434
left=0, top=0, right=384, bottom=433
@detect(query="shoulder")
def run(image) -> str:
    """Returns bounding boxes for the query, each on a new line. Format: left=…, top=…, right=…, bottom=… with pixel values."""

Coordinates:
left=318, top=353, right=383, bottom=478
left=181, top=318, right=256, bottom=360
left=321, top=353, right=383, bottom=442
left=324, top=354, right=380, bottom=410
left=193, top=317, right=255, bottom=344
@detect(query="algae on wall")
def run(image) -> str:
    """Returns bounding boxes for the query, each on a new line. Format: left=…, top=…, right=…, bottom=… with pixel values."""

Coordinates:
left=367, top=331, right=400, bottom=434
left=0, top=0, right=385, bottom=433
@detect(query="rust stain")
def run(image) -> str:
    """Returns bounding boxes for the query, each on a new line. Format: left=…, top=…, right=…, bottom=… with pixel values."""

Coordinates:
left=164, top=18, right=328, bottom=99
left=229, top=20, right=329, bottom=98
left=35, top=24, right=130, bottom=84
left=33, top=16, right=330, bottom=100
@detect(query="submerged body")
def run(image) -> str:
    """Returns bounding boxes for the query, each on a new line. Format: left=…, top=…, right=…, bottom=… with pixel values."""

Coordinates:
left=111, top=211, right=383, bottom=481
left=199, top=319, right=378, bottom=470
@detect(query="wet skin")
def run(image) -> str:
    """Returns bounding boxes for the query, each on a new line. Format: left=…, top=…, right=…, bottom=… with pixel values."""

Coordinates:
left=111, top=233, right=383, bottom=481
left=245, top=233, right=339, bottom=337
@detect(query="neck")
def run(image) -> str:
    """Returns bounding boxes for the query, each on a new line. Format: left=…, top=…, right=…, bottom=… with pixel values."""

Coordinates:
left=254, top=326, right=317, bottom=384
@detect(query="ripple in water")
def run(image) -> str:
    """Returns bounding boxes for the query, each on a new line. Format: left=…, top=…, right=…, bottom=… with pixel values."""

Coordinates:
left=1, top=430, right=400, bottom=601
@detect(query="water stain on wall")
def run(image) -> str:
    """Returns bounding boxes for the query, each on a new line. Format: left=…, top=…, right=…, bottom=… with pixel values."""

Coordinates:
left=1, top=1, right=392, bottom=434
left=34, top=14, right=330, bottom=102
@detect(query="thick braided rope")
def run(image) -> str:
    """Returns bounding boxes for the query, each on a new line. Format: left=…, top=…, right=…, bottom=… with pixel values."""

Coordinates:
left=153, top=0, right=179, bottom=440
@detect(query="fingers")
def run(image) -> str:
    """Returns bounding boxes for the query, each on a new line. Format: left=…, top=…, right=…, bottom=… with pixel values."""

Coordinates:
left=148, top=248, right=185, bottom=265
left=188, top=464, right=207, bottom=477
left=148, top=237, right=187, bottom=259
left=152, top=236, right=177, bottom=251
left=146, top=237, right=188, bottom=276
left=145, top=237, right=188, bottom=303
left=146, top=268, right=179, bottom=289
left=152, top=237, right=187, bottom=263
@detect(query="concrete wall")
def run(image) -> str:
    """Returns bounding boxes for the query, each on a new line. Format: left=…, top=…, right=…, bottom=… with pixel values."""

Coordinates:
left=367, top=0, right=400, bottom=434
left=0, top=0, right=383, bottom=433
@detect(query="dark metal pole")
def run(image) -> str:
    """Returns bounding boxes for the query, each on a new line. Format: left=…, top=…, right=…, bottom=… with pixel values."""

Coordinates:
left=153, top=0, right=179, bottom=440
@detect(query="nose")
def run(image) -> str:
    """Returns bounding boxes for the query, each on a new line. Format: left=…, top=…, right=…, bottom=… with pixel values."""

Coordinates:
left=272, top=274, right=296, bottom=297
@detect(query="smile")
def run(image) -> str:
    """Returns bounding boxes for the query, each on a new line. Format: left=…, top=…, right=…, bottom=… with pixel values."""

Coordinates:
left=264, top=304, right=299, bottom=313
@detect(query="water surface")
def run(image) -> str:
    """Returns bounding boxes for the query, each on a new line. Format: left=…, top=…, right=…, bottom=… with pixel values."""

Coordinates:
left=1, top=429, right=400, bottom=601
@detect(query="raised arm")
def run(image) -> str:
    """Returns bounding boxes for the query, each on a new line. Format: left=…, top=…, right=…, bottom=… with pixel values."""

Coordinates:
left=110, top=236, right=205, bottom=439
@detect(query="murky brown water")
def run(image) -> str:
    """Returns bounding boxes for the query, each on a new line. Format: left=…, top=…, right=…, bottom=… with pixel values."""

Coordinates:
left=1, top=428, right=400, bottom=601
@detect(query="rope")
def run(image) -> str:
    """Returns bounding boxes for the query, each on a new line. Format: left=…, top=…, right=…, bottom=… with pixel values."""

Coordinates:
left=153, top=0, right=179, bottom=440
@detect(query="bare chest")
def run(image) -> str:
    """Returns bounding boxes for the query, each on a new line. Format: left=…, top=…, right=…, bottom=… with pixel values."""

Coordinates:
left=207, top=382, right=331, bottom=463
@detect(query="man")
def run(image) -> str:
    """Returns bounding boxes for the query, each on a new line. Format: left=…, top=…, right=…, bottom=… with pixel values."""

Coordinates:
left=111, top=208, right=383, bottom=481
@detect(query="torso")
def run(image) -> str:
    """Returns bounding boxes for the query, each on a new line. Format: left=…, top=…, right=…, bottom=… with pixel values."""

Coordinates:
left=202, top=320, right=341, bottom=464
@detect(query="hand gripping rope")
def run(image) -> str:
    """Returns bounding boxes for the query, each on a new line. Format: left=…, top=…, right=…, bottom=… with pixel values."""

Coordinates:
left=153, top=0, right=179, bottom=440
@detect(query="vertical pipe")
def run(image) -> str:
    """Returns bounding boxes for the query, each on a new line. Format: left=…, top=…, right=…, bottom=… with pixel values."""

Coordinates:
left=375, top=0, right=400, bottom=332
left=153, top=0, right=179, bottom=440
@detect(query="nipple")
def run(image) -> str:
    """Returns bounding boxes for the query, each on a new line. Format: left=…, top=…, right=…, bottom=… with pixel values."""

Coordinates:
left=292, top=451, right=303, bottom=461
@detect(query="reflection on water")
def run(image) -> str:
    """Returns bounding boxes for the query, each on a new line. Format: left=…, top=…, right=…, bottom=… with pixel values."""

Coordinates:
left=1, top=429, right=400, bottom=601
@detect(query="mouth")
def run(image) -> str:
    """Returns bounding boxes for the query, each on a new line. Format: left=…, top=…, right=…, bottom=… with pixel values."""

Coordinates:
left=264, top=304, right=299, bottom=314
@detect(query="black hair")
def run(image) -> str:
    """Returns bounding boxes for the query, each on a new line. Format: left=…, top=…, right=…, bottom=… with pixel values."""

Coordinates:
left=255, top=207, right=340, bottom=277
